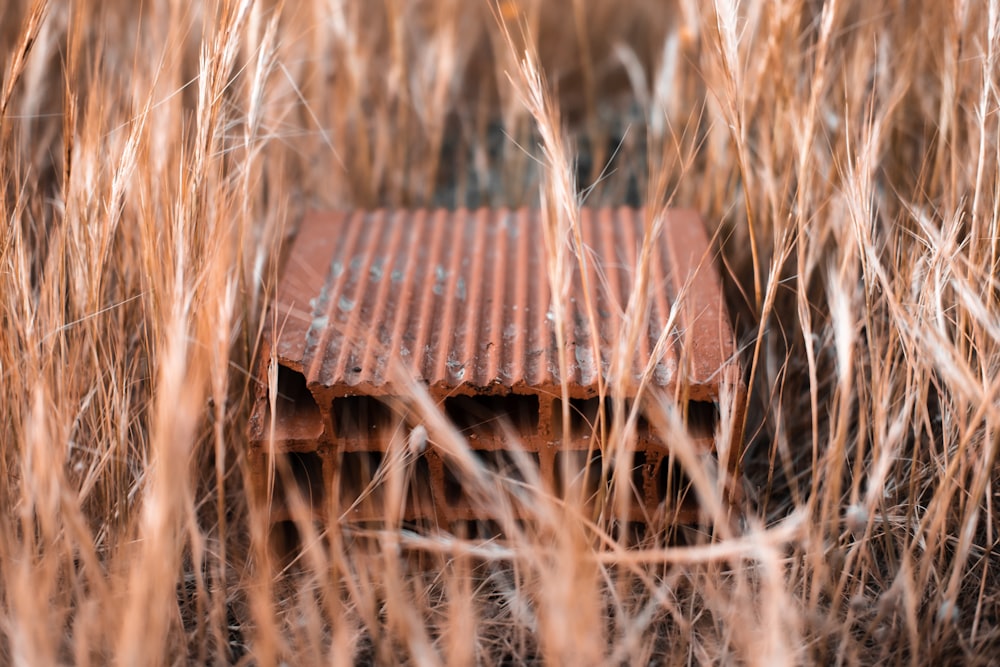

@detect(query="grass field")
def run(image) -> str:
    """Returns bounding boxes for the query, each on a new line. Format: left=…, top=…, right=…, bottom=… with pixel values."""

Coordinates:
left=2, top=0, right=999, bottom=664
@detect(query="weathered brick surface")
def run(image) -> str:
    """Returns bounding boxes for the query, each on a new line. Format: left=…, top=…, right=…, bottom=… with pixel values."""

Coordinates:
left=248, top=208, right=744, bottom=525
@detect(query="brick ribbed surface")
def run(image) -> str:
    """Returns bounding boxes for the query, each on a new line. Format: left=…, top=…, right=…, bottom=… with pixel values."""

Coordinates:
left=269, top=208, right=732, bottom=399
left=249, top=208, right=744, bottom=526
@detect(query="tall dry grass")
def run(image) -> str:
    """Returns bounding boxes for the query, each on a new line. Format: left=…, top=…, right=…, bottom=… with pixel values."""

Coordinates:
left=1, top=0, right=998, bottom=664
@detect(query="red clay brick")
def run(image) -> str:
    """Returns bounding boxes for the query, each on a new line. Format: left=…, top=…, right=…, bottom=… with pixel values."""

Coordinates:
left=248, top=208, right=744, bottom=525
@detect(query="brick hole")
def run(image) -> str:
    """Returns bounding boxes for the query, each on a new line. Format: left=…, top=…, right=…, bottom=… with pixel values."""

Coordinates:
left=270, top=365, right=322, bottom=440
left=630, top=451, right=648, bottom=497
left=554, top=450, right=603, bottom=500
left=686, top=401, right=718, bottom=440
left=401, top=518, right=435, bottom=533
left=337, top=451, right=385, bottom=509
left=635, top=410, right=652, bottom=436
left=278, top=450, right=325, bottom=509
left=610, top=452, right=650, bottom=512
left=268, top=519, right=324, bottom=566
left=334, top=451, right=434, bottom=517
left=332, top=396, right=396, bottom=440
left=408, top=455, right=434, bottom=516
left=448, top=519, right=531, bottom=540
left=444, top=465, right=462, bottom=507
left=269, top=520, right=300, bottom=559
left=551, top=397, right=602, bottom=439
left=552, top=398, right=652, bottom=439
left=275, top=364, right=313, bottom=407
left=444, top=394, right=539, bottom=438
left=656, top=456, right=697, bottom=511
left=449, top=519, right=504, bottom=539
left=609, top=521, right=648, bottom=545
left=626, top=402, right=652, bottom=437
left=444, top=451, right=540, bottom=508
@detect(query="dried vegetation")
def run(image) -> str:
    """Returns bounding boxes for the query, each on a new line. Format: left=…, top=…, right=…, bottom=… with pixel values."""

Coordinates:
left=1, top=0, right=999, bottom=664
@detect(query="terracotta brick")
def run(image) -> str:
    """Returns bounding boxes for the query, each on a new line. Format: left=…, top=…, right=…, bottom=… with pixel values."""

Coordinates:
left=248, top=208, right=744, bottom=526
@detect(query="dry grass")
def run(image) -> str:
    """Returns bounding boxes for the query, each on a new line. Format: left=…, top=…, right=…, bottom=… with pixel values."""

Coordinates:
left=2, top=0, right=999, bottom=664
